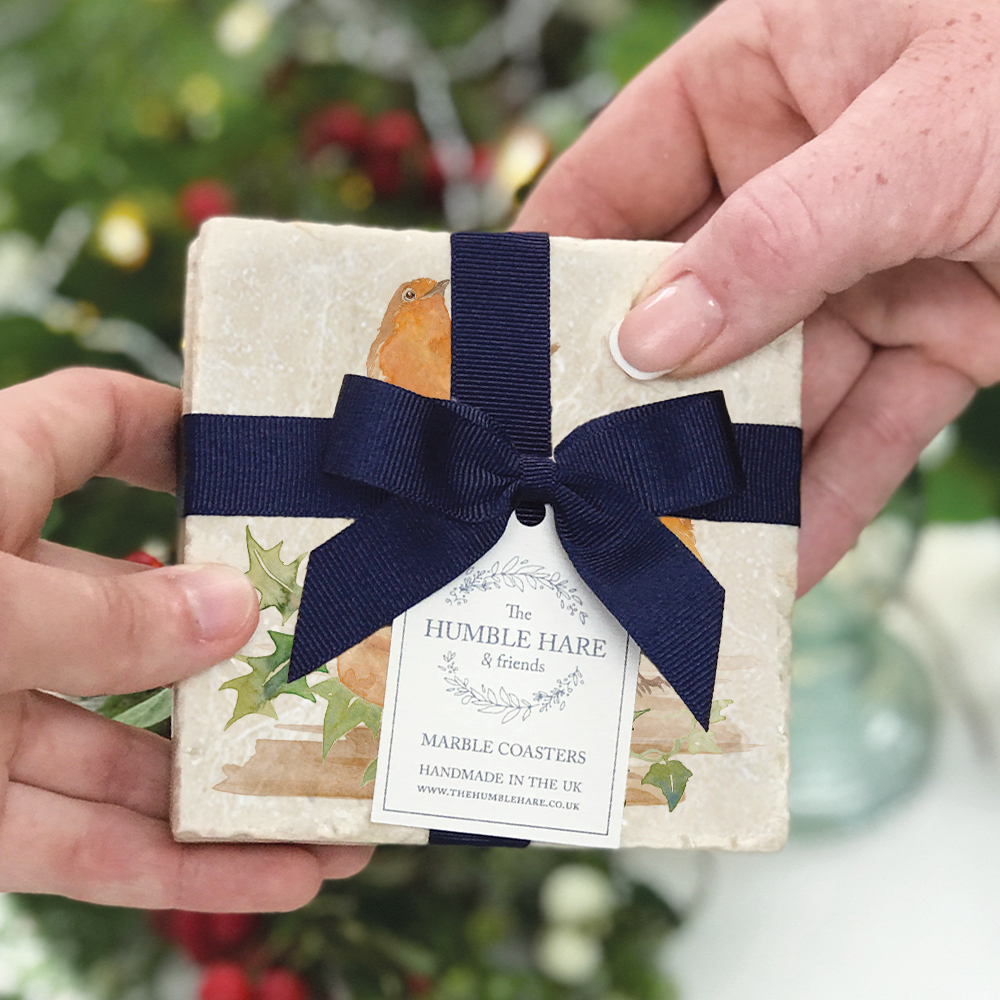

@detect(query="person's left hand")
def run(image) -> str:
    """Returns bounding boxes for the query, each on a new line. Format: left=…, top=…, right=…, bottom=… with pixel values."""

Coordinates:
left=0, top=368, right=372, bottom=910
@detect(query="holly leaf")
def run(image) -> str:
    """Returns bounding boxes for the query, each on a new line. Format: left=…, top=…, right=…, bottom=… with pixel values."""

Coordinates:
left=245, top=527, right=304, bottom=623
left=710, top=699, right=733, bottom=725
left=262, top=661, right=320, bottom=703
left=221, top=630, right=295, bottom=728
left=633, top=708, right=651, bottom=725
left=310, top=677, right=382, bottom=758
left=641, top=760, right=693, bottom=811
left=361, top=758, right=378, bottom=785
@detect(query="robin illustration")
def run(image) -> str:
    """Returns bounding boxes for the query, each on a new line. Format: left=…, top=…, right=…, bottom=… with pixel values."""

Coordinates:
left=367, top=277, right=451, bottom=400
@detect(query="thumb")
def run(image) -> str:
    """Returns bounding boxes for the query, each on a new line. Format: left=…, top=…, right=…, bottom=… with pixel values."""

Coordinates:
left=613, top=53, right=990, bottom=376
left=0, top=558, right=260, bottom=696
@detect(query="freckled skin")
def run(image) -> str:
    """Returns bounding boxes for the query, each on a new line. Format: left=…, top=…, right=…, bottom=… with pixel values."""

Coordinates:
left=516, top=0, right=1000, bottom=595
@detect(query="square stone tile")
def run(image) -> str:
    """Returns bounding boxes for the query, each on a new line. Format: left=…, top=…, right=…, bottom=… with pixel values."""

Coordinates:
left=173, top=219, right=800, bottom=849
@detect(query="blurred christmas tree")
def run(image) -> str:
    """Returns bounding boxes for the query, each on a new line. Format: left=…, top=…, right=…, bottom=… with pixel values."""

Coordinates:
left=0, top=0, right=706, bottom=560
left=0, top=0, right=706, bottom=997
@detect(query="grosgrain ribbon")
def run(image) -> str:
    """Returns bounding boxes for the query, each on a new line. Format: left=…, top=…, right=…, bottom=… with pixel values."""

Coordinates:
left=182, top=232, right=801, bottom=730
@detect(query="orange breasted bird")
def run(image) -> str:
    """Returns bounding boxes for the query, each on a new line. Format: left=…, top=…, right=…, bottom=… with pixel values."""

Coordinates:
left=367, top=277, right=451, bottom=399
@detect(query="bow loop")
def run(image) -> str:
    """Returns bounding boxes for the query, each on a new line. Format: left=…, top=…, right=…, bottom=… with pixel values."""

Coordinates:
left=554, top=390, right=744, bottom=515
left=321, top=375, right=520, bottom=522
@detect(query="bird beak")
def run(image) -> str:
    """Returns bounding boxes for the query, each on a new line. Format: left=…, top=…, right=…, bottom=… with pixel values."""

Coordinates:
left=421, top=279, right=450, bottom=298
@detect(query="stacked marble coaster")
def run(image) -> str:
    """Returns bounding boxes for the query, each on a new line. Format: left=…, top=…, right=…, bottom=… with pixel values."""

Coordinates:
left=173, top=219, right=800, bottom=849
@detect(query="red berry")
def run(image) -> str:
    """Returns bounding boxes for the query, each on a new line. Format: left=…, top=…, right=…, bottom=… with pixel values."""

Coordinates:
left=157, top=910, right=216, bottom=963
left=302, top=101, right=367, bottom=156
left=207, top=913, right=260, bottom=952
left=368, top=109, right=422, bottom=155
left=420, top=148, right=445, bottom=201
left=178, top=179, right=236, bottom=229
left=421, top=142, right=495, bottom=201
left=471, top=143, right=494, bottom=183
left=258, top=967, right=310, bottom=1000
left=403, top=973, right=434, bottom=997
left=125, top=551, right=163, bottom=568
left=364, top=151, right=403, bottom=199
left=200, top=963, right=255, bottom=1000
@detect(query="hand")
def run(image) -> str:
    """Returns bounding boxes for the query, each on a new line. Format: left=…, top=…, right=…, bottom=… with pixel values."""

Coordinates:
left=0, top=369, right=371, bottom=910
left=515, top=0, right=1000, bottom=592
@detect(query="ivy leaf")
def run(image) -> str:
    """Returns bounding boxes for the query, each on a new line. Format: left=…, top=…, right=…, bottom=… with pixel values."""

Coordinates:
left=361, top=758, right=378, bottom=785
left=710, top=699, right=733, bottom=725
left=310, top=676, right=382, bottom=759
left=641, top=760, right=693, bottom=811
left=687, top=728, right=723, bottom=754
left=245, top=527, right=304, bottom=623
left=110, top=688, right=173, bottom=729
left=221, top=630, right=295, bottom=728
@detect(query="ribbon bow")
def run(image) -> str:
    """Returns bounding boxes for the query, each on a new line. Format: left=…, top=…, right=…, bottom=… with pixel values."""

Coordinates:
left=290, top=376, right=739, bottom=727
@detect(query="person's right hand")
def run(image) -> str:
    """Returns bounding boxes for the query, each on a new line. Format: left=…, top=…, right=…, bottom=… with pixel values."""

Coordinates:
left=516, top=0, right=1000, bottom=592
left=0, top=368, right=371, bottom=910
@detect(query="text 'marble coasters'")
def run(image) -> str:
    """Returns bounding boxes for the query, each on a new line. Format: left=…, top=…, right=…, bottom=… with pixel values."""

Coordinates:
left=173, top=219, right=801, bottom=851
left=372, top=510, right=640, bottom=848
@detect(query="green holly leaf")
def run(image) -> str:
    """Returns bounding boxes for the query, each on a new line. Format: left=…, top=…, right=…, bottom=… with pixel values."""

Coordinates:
left=361, top=757, right=378, bottom=785
left=246, top=526, right=304, bottom=623
left=222, top=630, right=295, bottom=728
left=686, top=728, right=722, bottom=754
left=709, top=699, right=733, bottom=725
left=641, top=760, right=693, bottom=811
left=310, top=677, right=382, bottom=759
left=262, top=663, right=320, bottom=703
left=633, top=708, right=651, bottom=725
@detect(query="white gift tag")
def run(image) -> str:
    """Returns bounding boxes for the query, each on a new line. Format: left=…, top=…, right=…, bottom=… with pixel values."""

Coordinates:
left=370, top=508, right=640, bottom=847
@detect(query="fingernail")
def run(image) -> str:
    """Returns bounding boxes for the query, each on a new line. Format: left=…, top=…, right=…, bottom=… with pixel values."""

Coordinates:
left=612, top=274, right=724, bottom=378
left=171, top=564, right=257, bottom=641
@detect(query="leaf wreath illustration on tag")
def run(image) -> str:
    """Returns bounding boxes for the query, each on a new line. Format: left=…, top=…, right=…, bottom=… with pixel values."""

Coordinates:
left=446, top=557, right=588, bottom=623
left=439, top=648, right=585, bottom=723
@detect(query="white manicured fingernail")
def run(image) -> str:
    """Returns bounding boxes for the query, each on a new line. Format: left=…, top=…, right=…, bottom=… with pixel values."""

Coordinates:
left=609, top=321, right=673, bottom=380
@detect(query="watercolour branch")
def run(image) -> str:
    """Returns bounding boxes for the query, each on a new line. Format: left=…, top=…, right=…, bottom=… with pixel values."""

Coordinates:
left=439, top=649, right=583, bottom=723
left=446, top=556, right=588, bottom=624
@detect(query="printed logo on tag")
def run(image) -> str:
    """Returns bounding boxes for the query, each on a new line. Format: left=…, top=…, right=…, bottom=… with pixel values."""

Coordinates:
left=370, top=508, right=640, bottom=848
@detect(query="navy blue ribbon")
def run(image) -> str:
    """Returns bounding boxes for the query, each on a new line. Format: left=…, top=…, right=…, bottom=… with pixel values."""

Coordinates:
left=182, top=232, right=800, bottom=731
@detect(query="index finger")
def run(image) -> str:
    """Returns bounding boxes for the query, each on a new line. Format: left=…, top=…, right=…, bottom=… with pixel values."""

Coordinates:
left=0, top=369, right=180, bottom=554
left=513, top=0, right=812, bottom=241
left=512, top=28, right=712, bottom=238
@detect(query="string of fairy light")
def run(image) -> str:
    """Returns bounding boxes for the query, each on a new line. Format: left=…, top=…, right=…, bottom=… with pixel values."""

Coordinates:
left=0, top=0, right=617, bottom=383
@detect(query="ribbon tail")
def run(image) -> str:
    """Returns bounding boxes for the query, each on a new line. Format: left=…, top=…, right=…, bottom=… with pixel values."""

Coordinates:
left=554, top=484, right=723, bottom=730
left=288, top=499, right=505, bottom=682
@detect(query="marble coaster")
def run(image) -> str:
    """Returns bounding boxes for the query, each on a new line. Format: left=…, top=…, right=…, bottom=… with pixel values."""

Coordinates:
left=172, top=219, right=801, bottom=850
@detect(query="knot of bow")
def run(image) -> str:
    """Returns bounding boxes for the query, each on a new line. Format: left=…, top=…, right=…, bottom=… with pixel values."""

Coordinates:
left=288, top=374, right=745, bottom=728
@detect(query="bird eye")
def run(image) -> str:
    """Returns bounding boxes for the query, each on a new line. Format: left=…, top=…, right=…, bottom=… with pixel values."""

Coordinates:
left=402, top=287, right=416, bottom=302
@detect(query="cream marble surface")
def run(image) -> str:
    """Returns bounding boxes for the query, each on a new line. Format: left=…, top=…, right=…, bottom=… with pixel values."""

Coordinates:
left=173, top=219, right=800, bottom=849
